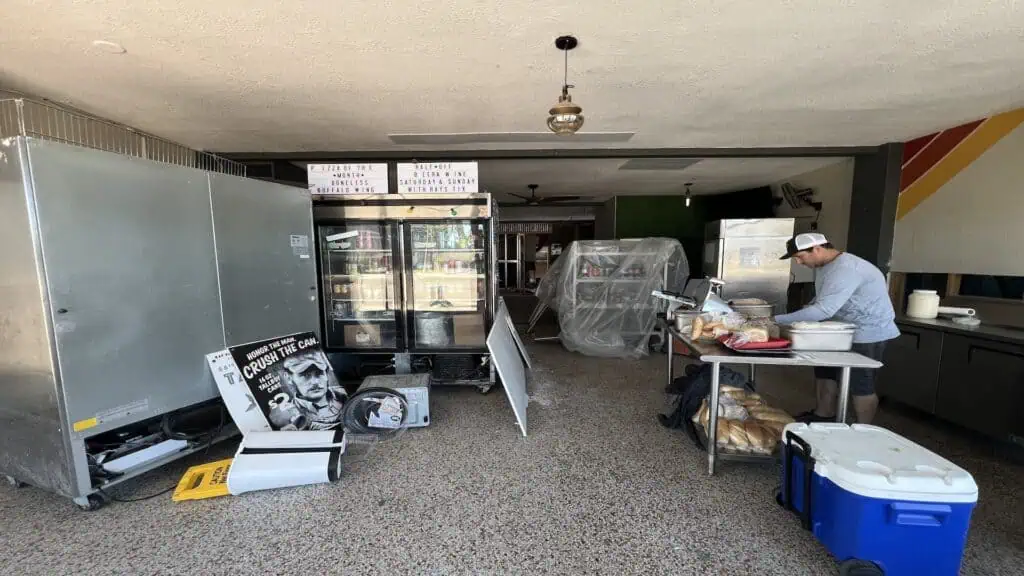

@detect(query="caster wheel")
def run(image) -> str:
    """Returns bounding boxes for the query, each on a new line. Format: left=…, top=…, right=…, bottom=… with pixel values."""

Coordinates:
left=75, top=493, right=106, bottom=512
left=838, top=559, right=883, bottom=576
left=4, top=475, right=26, bottom=488
left=476, top=385, right=493, bottom=394
left=774, top=489, right=785, bottom=508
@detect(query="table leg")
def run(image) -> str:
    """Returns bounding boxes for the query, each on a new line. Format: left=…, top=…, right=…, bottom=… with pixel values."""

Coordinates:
left=708, top=361, right=721, bottom=476
left=749, top=364, right=756, bottom=389
left=666, top=331, right=674, bottom=388
left=836, top=366, right=851, bottom=423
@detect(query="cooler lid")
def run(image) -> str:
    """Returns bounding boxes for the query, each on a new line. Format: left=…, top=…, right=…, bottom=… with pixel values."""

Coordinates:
left=784, top=423, right=978, bottom=503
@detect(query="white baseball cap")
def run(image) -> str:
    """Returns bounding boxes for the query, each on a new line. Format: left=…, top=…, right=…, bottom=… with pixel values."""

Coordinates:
left=780, top=232, right=829, bottom=260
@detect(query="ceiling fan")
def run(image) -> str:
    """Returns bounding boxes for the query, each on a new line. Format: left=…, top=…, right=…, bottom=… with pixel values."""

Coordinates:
left=504, top=184, right=581, bottom=206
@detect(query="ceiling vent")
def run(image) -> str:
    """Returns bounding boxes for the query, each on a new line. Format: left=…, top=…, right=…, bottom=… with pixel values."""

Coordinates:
left=617, top=158, right=701, bottom=171
left=388, top=132, right=634, bottom=145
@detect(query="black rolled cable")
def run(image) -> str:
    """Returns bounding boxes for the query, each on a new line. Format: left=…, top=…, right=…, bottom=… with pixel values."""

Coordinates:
left=341, top=387, right=410, bottom=438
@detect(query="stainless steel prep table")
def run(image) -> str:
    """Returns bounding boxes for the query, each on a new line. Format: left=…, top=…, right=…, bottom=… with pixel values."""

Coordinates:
left=665, top=325, right=883, bottom=475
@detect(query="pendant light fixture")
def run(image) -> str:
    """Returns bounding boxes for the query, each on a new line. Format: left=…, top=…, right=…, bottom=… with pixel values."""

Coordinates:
left=685, top=183, right=693, bottom=208
left=547, top=35, right=584, bottom=135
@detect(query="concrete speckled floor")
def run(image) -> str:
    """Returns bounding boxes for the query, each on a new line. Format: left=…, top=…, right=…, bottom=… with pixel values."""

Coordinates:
left=1, top=343, right=1022, bottom=575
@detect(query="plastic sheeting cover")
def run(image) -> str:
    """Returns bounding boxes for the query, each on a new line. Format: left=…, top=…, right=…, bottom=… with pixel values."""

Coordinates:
left=536, top=238, right=689, bottom=358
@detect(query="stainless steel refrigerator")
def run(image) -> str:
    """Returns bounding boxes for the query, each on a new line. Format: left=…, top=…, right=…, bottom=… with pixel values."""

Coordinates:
left=313, top=194, right=495, bottom=356
left=704, top=218, right=795, bottom=314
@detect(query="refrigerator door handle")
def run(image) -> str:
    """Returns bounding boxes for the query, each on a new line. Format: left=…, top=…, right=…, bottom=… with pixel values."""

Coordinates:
left=397, top=223, right=410, bottom=349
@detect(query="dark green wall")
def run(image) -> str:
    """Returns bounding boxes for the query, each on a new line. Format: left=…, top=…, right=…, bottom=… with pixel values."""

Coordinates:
left=613, top=187, right=777, bottom=277
left=614, top=196, right=708, bottom=276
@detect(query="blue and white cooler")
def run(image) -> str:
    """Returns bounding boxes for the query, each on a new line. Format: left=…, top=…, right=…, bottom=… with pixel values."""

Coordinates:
left=779, top=423, right=978, bottom=576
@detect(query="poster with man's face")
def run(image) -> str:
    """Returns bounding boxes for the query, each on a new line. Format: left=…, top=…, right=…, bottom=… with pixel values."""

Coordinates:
left=227, top=332, right=348, bottom=431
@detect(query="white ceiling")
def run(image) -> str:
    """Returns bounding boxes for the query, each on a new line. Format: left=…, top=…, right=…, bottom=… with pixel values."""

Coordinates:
left=1, top=1, right=1023, bottom=153
left=478, top=157, right=846, bottom=202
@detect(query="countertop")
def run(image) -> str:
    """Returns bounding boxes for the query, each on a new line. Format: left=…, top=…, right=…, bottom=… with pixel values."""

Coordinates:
left=667, top=325, right=882, bottom=368
left=896, top=316, right=1024, bottom=346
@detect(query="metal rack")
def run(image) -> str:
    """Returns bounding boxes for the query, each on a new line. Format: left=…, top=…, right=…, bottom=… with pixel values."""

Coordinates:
left=0, top=98, right=245, bottom=176
left=568, top=240, right=672, bottom=349
left=528, top=239, right=682, bottom=353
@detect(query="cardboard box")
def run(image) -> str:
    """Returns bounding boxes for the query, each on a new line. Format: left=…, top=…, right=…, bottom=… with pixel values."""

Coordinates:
left=345, top=324, right=382, bottom=347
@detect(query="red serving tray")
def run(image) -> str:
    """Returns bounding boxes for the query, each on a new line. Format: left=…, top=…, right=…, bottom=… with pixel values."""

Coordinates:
left=717, top=335, right=791, bottom=351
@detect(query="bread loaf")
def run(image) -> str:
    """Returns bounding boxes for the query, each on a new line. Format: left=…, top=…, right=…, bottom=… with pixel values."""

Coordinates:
left=759, top=420, right=787, bottom=439
left=737, top=325, right=770, bottom=343
left=737, top=393, right=765, bottom=408
left=748, top=406, right=795, bottom=424
left=720, top=385, right=745, bottom=397
left=694, top=400, right=710, bottom=429
left=715, top=419, right=731, bottom=446
left=727, top=419, right=748, bottom=447
left=743, top=420, right=768, bottom=451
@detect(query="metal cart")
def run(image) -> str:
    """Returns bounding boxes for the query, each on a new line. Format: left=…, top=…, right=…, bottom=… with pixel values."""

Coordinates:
left=665, top=325, right=883, bottom=475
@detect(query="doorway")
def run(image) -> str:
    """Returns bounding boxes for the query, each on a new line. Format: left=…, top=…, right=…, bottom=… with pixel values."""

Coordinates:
left=497, top=232, right=524, bottom=292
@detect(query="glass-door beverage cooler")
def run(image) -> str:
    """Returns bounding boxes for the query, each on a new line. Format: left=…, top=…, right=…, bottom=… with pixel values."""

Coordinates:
left=406, top=222, right=489, bottom=350
left=320, top=222, right=402, bottom=350
left=314, top=194, right=495, bottom=358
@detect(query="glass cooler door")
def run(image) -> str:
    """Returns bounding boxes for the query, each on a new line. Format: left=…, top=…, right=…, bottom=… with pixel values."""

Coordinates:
left=405, top=221, right=489, bottom=350
left=319, top=223, right=401, bottom=350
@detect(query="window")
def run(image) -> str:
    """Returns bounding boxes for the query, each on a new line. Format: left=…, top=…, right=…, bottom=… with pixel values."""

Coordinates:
left=959, top=275, right=1024, bottom=300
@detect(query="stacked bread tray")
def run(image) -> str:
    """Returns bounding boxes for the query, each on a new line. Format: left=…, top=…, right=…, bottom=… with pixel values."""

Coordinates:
left=693, top=386, right=796, bottom=456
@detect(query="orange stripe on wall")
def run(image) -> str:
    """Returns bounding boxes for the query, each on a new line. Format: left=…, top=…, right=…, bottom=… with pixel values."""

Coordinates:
left=897, top=109, right=1024, bottom=220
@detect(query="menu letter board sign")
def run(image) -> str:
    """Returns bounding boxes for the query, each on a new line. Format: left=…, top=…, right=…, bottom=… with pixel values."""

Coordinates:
left=397, top=162, right=479, bottom=194
left=307, top=163, right=389, bottom=195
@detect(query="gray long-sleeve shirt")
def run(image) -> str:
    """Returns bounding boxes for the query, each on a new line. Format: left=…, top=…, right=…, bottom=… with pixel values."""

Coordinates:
left=775, top=253, right=899, bottom=343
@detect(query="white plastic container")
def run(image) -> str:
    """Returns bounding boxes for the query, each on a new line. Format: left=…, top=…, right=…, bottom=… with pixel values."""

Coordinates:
left=782, top=325, right=856, bottom=351
left=780, top=423, right=978, bottom=575
left=906, top=289, right=940, bottom=319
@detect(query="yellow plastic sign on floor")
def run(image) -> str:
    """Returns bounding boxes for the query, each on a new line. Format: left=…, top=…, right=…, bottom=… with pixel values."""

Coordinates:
left=172, top=458, right=233, bottom=502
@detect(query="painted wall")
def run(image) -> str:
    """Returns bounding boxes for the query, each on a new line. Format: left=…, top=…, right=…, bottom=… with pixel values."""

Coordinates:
left=771, top=159, right=855, bottom=282
left=891, top=109, right=1024, bottom=274
left=613, top=188, right=777, bottom=277
left=594, top=199, right=616, bottom=240
left=771, top=159, right=854, bottom=246
left=614, top=195, right=703, bottom=273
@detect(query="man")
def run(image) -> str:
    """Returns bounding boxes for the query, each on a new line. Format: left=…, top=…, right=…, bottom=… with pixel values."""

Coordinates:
left=774, top=233, right=898, bottom=424
left=276, top=352, right=348, bottom=430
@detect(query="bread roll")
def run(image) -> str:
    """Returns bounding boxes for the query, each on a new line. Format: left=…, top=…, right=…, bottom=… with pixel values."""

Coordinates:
left=691, top=316, right=705, bottom=339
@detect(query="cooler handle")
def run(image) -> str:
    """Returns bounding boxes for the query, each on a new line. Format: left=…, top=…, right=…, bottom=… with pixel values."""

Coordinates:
left=783, top=431, right=815, bottom=531
left=889, top=502, right=952, bottom=527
